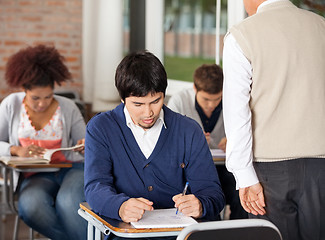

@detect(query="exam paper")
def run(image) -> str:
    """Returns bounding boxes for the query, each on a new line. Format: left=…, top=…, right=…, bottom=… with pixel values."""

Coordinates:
left=130, top=208, right=198, bottom=228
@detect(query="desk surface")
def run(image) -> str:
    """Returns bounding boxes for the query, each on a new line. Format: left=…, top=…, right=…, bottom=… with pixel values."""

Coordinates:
left=213, top=157, right=225, bottom=166
left=0, top=158, right=72, bottom=170
left=6, top=162, right=72, bottom=169
left=0, top=160, right=73, bottom=216
left=80, top=202, right=184, bottom=234
left=211, top=149, right=225, bottom=165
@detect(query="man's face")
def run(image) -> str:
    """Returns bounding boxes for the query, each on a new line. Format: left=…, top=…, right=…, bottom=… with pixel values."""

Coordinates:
left=124, top=92, right=165, bottom=130
left=195, top=89, right=222, bottom=118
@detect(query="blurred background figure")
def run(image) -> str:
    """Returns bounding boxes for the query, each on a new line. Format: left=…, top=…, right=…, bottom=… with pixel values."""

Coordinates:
left=168, top=64, right=247, bottom=220
left=0, top=44, right=87, bottom=240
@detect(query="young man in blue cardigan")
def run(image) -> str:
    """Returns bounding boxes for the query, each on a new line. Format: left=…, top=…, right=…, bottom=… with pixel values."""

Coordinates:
left=84, top=50, right=225, bottom=240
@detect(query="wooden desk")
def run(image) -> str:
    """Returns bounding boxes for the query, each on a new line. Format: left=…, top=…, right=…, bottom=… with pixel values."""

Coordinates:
left=0, top=161, right=72, bottom=214
left=211, top=149, right=226, bottom=165
left=213, top=157, right=225, bottom=165
left=0, top=160, right=72, bottom=240
left=78, top=202, right=182, bottom=240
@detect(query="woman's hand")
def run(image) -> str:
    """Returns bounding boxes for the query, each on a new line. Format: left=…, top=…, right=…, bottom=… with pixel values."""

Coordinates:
left=74, top=138, right=85, bottom=154
left=10, top=145, right=45, bottom=157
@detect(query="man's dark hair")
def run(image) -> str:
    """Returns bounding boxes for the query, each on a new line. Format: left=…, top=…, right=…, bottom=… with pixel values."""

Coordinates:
left=194, top=64, right=223, bottom=94
left=115, top=50, right=167, bottom=101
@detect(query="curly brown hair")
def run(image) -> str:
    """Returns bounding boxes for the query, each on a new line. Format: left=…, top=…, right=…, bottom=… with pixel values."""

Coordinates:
left=5, top=44, right=72, bottom=90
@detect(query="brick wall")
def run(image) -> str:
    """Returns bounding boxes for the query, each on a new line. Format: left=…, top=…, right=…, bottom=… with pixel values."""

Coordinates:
left=0, top=0, right=83, bottom=101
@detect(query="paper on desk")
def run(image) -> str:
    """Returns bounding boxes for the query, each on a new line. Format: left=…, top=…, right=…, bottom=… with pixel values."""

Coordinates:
left=130, top=208, right=197, bottom=228
left=210, top=149, right=226, bottom=158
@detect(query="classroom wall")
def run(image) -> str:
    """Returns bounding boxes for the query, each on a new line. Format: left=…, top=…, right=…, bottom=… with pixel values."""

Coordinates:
left=0, top=0, right=83, bottom=100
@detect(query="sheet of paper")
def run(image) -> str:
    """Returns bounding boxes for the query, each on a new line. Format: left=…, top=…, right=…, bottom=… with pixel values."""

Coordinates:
left=210, top=149, right=226, bottom=158
left=131, top=208, right=198, bottom=228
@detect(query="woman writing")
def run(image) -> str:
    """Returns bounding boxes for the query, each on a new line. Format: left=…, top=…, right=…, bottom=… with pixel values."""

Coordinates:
left=0, top=44, right=86, bottom=239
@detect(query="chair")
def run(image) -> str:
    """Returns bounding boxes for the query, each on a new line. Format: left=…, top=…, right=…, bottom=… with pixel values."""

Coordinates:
left=54, top=90, right=86, bottom=120
left=176, top=219, right=282, bottom=240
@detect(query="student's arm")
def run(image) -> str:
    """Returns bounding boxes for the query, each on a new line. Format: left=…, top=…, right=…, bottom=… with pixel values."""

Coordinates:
left=179, top=121, right=225, bottom=220
left=217, top=137, right=227, bottom=152
left=0, top=97, right=13, bottom=156
left=84, top=114, right=130, bottom=221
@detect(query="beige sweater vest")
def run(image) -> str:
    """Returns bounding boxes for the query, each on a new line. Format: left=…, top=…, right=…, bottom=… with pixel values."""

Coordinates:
left=229, top=1, right=325, bottom=161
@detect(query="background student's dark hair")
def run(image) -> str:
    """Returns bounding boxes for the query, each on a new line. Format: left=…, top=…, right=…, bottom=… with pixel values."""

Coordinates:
left=5, top=44, right=72, bottom=90
left=194, top=64, right=223, bottom=94
left=115, top=50, right=168, bottom=101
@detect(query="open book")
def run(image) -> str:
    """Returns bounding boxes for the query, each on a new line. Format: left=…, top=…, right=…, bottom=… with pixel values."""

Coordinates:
left=130, top=208, right=198, bottom=229
left=0, top=144, right=84, bottom=165
left=0, top=156, right=50, bottom=165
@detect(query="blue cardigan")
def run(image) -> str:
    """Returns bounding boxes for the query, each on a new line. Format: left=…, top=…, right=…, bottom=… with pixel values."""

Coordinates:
left=84, top=103, right=224, bottom=221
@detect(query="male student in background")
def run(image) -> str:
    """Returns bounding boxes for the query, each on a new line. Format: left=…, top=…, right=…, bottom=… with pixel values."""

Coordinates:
left=84, top=51, right=225, bottom=240
left=168, top=64, right=247, bottom=220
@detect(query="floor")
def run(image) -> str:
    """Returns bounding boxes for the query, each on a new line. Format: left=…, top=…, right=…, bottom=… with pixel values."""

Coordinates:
left=1, top=213, right=29, bottom=240
left=0, top=190, right=47, bottom=240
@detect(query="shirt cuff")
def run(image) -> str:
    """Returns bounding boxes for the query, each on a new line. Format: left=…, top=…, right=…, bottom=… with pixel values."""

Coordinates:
left=232, top=165, right=259, bottom=190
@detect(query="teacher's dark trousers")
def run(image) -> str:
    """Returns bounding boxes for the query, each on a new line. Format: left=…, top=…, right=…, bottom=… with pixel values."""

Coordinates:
left=251, top=158, right=325, bottom=240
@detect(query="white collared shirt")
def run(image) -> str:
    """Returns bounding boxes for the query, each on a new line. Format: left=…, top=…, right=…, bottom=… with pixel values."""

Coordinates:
left=124, top=106, right=166, bottom=159
left=258, top=0, right=288, bottom=12
left=222, top=0, right=289, bottom=189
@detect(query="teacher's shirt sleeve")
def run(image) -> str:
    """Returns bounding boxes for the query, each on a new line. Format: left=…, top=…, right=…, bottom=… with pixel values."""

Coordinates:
left=222, top=33, right=259, bottom=189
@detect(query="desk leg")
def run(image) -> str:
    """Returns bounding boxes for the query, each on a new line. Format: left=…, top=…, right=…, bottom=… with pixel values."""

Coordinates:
left=87, top=222, right=94, bottom=240
left=78, top=208, right=110, bottom=239
left=8, top=168, right=18, bottom=213
left=95, top=228, right=101, bottom=240
left=13, top=215, right=19, bottom=240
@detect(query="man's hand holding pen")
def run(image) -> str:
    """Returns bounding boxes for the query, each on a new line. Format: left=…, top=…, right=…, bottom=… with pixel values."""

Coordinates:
left=172, top=182, right=203, bottom=218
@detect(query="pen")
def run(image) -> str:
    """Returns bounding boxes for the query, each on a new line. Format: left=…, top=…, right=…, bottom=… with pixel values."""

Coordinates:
left=176, top=182, right=189, bottom=215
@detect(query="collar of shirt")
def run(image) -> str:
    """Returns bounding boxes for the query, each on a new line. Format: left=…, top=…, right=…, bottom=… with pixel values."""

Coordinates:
left=124, top=106, right=166, bottom=159
left=258, top=0, right=288, bottom=12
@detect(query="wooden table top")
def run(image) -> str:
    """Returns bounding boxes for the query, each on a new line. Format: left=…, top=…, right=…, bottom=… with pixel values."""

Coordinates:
left=80, top=202, right=184, bottom=233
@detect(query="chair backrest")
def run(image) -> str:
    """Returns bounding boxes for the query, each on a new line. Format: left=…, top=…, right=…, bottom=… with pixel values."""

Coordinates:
left=54, top=90, right=86, bottom=120
left=176, top=219, right=282, bottom=240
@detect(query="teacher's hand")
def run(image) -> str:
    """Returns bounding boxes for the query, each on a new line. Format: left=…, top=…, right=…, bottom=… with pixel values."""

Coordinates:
left=239, top=183, right=266, bottom=216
